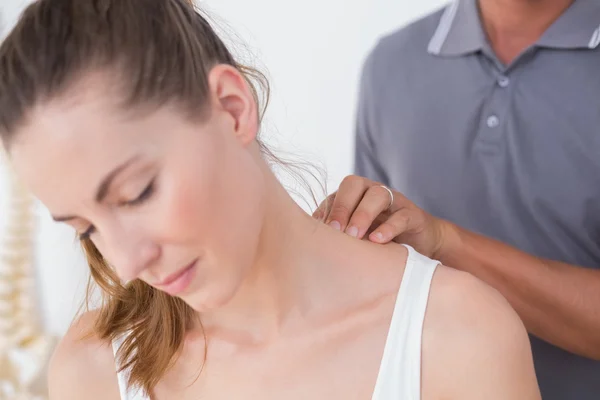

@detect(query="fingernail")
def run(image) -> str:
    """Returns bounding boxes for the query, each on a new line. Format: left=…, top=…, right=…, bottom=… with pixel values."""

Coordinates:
left=346, top=226, right=359, bottom=238
left=371, top=232, right=384, bottom=242
left=329, top=221, right=341, bottom=231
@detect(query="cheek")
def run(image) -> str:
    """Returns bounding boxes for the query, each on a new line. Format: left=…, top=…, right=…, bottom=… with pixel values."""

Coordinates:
left=160, top=146, right=266, bottom=262
left=159, top=171, right=213, bottom=243
left=157, top=149, right=238, bottom=246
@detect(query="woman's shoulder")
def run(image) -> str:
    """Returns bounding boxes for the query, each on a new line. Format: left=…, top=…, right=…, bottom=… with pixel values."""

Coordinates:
left=48, top=310, right=122, bottom=400
left=427, top=265, right=519, bottom=327
left=422, top=266, right=539, bottom=399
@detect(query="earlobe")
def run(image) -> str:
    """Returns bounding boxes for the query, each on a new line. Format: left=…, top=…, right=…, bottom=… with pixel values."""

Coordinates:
left=207, top=64, right=259, bottom=146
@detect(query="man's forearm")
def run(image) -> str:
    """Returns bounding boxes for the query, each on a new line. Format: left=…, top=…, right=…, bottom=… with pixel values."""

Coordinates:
left=438, top=221, right=600, bottom=360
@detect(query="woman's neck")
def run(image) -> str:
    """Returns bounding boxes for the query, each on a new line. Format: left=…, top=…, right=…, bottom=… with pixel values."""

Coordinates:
left=198, top=170, right=367, bottom=344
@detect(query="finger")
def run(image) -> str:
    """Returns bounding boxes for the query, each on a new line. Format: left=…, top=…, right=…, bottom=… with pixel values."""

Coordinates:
left=363, top=214, right=389, bottom=238
left=368, top=208, right=413, bottom=243
left=312, top=192, right=336, bottom=221
left=325, top=176, right=370, bottom=230
left=345, top=185, right=395, bottom=239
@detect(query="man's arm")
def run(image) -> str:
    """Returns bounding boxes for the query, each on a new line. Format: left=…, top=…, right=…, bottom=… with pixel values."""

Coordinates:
left=320, top=176, right=600, bottom=360
left=439, top=221, right=600, bottom=360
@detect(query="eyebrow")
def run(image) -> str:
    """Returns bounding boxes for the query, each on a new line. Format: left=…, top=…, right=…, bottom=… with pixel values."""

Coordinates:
left=51, top=155, right=141, bottom=222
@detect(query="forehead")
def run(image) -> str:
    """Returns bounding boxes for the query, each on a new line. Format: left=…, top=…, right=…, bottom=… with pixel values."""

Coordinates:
left=8, top=78, right=171, bottom=212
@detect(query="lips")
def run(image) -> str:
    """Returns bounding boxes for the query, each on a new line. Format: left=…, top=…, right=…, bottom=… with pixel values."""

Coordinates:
left=155, top=259, right=198, bottom=296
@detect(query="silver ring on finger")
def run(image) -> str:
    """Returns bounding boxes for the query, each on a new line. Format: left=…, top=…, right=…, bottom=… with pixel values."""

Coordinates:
left=378, top=185, right=394, bottom=211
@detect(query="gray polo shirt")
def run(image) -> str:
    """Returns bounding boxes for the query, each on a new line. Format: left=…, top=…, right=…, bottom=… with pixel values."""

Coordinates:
left=354, top=0, right=600, bottom=398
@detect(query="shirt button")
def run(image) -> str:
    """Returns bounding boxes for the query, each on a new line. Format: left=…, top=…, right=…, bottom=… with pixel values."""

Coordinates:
left=487, top=115, right=500, bottom=128
left=498, top=76, right=510, bottom=87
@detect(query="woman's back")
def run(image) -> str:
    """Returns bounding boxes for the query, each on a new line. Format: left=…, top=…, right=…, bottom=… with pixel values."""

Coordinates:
left=49, top=242, right=540, bottom=400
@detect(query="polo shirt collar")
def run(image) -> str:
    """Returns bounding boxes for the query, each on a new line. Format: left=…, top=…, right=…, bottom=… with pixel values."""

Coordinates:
left=427, top=0, right=488, bottom=56
left=428, top=0, right=600, bottom=56
left=537, top=0, right=600, bottom=49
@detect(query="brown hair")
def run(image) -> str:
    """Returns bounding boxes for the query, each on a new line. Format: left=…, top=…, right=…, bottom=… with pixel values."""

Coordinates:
left=0, top=0, right=274, bottom=395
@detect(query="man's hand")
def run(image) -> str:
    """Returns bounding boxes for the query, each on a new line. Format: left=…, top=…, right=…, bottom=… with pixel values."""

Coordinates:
left=313, top=175, right=456, bottom=258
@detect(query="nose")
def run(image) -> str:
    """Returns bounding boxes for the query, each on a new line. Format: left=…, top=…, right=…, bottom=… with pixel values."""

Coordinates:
left=101, top=226, right=161, bottom=283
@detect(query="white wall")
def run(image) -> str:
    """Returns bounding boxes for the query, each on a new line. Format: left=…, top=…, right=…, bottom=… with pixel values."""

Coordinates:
left=0, top=0, right=449, bottom=336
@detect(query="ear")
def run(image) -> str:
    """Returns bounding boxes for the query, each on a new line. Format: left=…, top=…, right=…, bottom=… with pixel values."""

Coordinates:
left=207, top=64, right=259, bottom=146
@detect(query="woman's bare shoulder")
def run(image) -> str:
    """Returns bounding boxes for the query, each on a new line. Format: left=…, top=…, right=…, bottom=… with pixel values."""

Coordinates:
left=48, top=310, right=121, bottom=400
left=422, top=266, right=540, bottom=399
left=426, top=265, right=519, bottom=332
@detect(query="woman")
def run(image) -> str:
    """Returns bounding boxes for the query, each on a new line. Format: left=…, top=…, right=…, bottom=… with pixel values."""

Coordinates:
left=0, top=0, right=540, bottom=399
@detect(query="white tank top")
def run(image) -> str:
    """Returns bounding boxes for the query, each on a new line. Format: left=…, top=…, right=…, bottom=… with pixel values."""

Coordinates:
left=113, top=245, right=438, bottom=400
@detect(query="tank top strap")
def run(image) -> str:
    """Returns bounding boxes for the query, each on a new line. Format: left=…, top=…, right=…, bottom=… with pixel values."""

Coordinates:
left=112, top=334, right=149, bottom=400
left=371, top=244, right=439, bottom=400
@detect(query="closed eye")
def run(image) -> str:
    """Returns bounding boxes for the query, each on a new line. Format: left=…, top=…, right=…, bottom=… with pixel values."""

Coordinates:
left=78, top=225, right=96, bottom=241
left=123, top=178, right=155, bottom=207
left=78, top=179, right=155, bottom=241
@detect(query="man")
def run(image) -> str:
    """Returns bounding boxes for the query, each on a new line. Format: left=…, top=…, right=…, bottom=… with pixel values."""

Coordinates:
left=316, top=0, right=600, bottom=399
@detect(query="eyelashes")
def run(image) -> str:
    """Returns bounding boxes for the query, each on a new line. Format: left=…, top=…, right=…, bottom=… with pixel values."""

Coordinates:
left=124, top=179, right=155, bottom=207
left=78, top=179, right=156, bottom=241
left=78, top=225, right=95, bottom=241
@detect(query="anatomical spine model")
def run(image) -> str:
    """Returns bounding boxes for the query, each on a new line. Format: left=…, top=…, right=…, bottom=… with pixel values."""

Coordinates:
left=0, top=146, right=55, bottom=399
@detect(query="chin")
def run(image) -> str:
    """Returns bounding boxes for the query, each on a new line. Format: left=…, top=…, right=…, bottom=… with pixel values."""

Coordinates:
left=182, top=285, right=239, bottom=313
